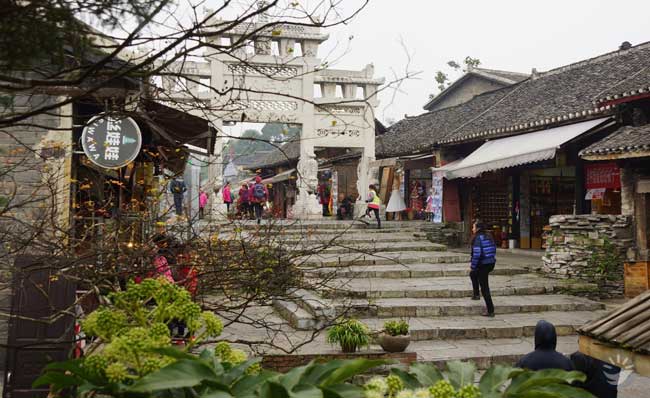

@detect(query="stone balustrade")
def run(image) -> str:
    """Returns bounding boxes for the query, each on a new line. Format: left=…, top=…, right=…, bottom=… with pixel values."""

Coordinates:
left=542, top=214, right=634, bottom=297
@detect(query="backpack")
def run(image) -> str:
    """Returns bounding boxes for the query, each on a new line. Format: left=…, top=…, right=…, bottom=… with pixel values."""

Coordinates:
left=253, top=183, right=266, bottom=199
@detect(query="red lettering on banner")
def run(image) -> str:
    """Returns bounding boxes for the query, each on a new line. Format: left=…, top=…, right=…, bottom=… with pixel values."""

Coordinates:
left=585, top=162, right=621, bottom=189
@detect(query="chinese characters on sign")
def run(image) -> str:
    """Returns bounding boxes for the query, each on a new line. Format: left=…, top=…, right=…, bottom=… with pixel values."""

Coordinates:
left=81, top=114, right=142, bottom=169
left=585, top=162, right=621, bottom=189
left=432, top=172, right=444, bottom=223
left=315, top=128, right=361, bottom=137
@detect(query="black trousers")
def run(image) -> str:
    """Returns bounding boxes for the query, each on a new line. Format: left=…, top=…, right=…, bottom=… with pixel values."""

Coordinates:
left=253, top=202, right=263, bottom=223
left=365, top=207, right=381, bottom=228
left=470, top=263, right=495, bottom=314
left=199, top=207, right=205, bottom=219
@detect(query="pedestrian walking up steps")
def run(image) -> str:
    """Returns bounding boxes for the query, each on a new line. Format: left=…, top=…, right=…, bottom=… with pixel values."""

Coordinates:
left=264, top=220, right=607, bottom=369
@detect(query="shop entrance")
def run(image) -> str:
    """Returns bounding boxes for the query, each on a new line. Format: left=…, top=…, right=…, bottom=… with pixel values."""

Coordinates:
left=314, top=147, right=360, bottom=220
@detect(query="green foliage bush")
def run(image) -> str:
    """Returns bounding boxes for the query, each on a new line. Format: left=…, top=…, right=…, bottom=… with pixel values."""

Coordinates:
left=327, top=318, right=371, bottom=352
left=364, top=360, right=594, bottom=398
left=383, top=320, right=409, bottom=336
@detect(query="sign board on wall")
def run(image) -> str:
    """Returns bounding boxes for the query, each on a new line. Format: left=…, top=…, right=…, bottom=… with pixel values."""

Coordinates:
left=585, top=162, right=621, bottom=189
left=432, top=172, right=443, bottom=223
left=81, top=114, right=142, bottom=169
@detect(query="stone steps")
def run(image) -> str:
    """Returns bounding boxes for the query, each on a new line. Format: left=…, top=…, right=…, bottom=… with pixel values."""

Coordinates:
left=318, top=274, right=596, bottom=299
left=305, top=263, right=529, bottom=279
left=332, top=294, right=604, bottom=318
left=358, top=311, right=606, bottom=341
left=204, top=220, right=428, bottom=232
left=278, top=233, right=426, bottom=245
left=295, top=241, right=447, bottom=254
left=298, top=251, right=470, bottom=267
left=413, top=335, right=581, bottom=370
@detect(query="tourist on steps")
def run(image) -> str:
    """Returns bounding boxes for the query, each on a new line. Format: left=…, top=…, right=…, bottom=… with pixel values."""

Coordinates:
left=365, top=184, right=381, bottom=229
left=516, top=320, right=573, bottom=371
left=249, top=176, right=269, bottom=224
left=469, top=220, right=496, bottom=317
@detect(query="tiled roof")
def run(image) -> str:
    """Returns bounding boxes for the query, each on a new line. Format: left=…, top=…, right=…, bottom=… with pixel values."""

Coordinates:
left=384, top=41, right=650, bottom=156
left=471, top=67, right=529, bottom=85
left=578, top=290, right=650, bottom=355
left=378, top=87, right=515, bottom=157
left=422, top=67, right=527, bottom=111
left=247, top=138, right=301, bottom=169
left=580, top=124, right=650, bottom=158
left=442, top=42, right=650, bottom=143
left=595, top=65, right=650, bottom=105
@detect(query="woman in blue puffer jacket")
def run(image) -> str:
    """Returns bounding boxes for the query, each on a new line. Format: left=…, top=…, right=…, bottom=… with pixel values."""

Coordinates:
left=470, top=220, right=497, bottom=317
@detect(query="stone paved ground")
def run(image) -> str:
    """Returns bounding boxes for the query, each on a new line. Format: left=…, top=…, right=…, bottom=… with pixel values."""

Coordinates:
left=202, top=220, right=650, bottom=397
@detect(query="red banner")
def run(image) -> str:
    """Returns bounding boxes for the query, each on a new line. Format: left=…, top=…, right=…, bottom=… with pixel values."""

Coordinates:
left=585, top=162, right=621, bottom=189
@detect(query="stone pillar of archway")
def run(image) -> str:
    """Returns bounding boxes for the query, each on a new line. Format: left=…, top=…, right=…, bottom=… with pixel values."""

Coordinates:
left=293, top=142, right=321, bottom=219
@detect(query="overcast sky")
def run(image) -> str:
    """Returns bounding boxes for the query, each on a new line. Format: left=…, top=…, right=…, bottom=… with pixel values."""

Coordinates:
left=311, top=0, right=650, bottom=124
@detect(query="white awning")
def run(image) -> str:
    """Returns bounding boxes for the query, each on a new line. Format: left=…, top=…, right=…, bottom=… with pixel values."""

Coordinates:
left=262, top=168, right=296, bottom=184
left=438, top=118, right=612, bottom=179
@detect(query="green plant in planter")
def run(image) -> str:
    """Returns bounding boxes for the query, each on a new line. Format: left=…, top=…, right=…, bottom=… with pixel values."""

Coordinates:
left=327, top=318, right=370, bottom=353
left=384, top=320, right=409, bottom=336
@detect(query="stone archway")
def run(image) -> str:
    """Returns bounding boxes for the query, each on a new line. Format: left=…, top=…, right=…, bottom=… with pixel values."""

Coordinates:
left=156, top=9, right=383, bottom=219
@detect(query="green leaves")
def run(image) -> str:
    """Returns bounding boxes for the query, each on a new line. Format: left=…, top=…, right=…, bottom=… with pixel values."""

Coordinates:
left=504, top=368, right=592, bottom=398
left=478, top=365, right=517, bottom=398
left=446, top=360, right=476, bottom=389
left=409, top=363, right=444, bottom=386
left=129, top=359, right=220, bottom=392
left=326, top=319, right=370, bottom=352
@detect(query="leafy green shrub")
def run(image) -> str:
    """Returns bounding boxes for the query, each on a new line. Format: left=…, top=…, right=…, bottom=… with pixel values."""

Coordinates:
left=365, top=360, right=594, bottom=398
left=384, top=320, right=409, bottom=336
left=327, top=318, right=371, bottom=352
left=35, top=277, right=225, bottom=395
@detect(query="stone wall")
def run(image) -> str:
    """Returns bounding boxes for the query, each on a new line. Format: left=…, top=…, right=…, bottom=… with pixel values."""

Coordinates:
left=423, top=222, right=465, bottom=247
left=261, top=350, right=416, bottom=373
left=542, top=214, right=633, bottom=297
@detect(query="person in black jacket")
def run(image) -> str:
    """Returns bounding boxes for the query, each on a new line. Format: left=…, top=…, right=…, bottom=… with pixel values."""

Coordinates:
left=469, top=220, right=497, bottom=317
left=516, top=320, right=573, bottom=371
left=570, top=352, right=619, bottom=398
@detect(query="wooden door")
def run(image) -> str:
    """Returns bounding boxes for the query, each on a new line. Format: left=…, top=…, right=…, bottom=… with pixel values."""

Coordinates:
left=443, top=180, right=461, bottom=222
left=3, top=256, right=76, bottom=398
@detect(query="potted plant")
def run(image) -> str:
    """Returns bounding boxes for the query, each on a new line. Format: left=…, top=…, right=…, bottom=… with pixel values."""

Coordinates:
left=327, top=318, right=370, bottom=353
left=378, top=320, right=410, bottom=352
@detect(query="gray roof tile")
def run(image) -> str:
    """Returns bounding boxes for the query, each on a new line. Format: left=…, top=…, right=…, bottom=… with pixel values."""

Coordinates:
left=580, top=124, right=650, bottom=157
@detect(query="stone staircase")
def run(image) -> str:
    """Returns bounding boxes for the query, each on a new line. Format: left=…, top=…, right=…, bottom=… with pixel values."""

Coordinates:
left=259, top=220, right=608, bottom=369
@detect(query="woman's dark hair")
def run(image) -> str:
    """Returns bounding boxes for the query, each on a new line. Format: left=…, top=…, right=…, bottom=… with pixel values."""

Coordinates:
left=369, top=184, right=376, bottom=191
left=471, top=219, right=494, bottom=245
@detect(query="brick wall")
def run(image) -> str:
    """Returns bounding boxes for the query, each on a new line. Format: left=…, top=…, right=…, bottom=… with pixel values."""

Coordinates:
left=261, top=350, right=417, bottom=373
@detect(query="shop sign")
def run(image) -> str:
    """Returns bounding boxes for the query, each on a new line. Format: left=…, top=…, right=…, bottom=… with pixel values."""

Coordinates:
left=585, top=162, right=620, bottom=189
left=81, top=114, right=142, bottom=169
left=585, top=188, right=606, bottom=200
left=432, top=172, right=444, bottom=223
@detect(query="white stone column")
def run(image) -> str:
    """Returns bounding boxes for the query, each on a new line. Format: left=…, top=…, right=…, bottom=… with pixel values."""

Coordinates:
left=207, top=131, right=227, bottom=220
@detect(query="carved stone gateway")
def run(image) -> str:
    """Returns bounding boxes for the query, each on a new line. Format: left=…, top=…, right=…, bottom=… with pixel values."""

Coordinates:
left=159, top=8, right=384, bottom=219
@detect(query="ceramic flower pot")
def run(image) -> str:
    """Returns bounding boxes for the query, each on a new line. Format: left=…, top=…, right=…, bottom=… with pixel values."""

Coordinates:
left=379, top=334, right=410, bottom=353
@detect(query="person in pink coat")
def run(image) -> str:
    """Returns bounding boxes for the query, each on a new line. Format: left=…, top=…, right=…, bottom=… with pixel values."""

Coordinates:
left=222, top=181, right=232, bottom=213
left=198, top=189, right=209, bottom=219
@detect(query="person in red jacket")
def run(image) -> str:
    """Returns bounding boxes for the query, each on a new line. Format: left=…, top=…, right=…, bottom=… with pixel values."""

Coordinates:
left=248, top=175, right=269, bottom=224
left=238, top=183, right=251, bottom=219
